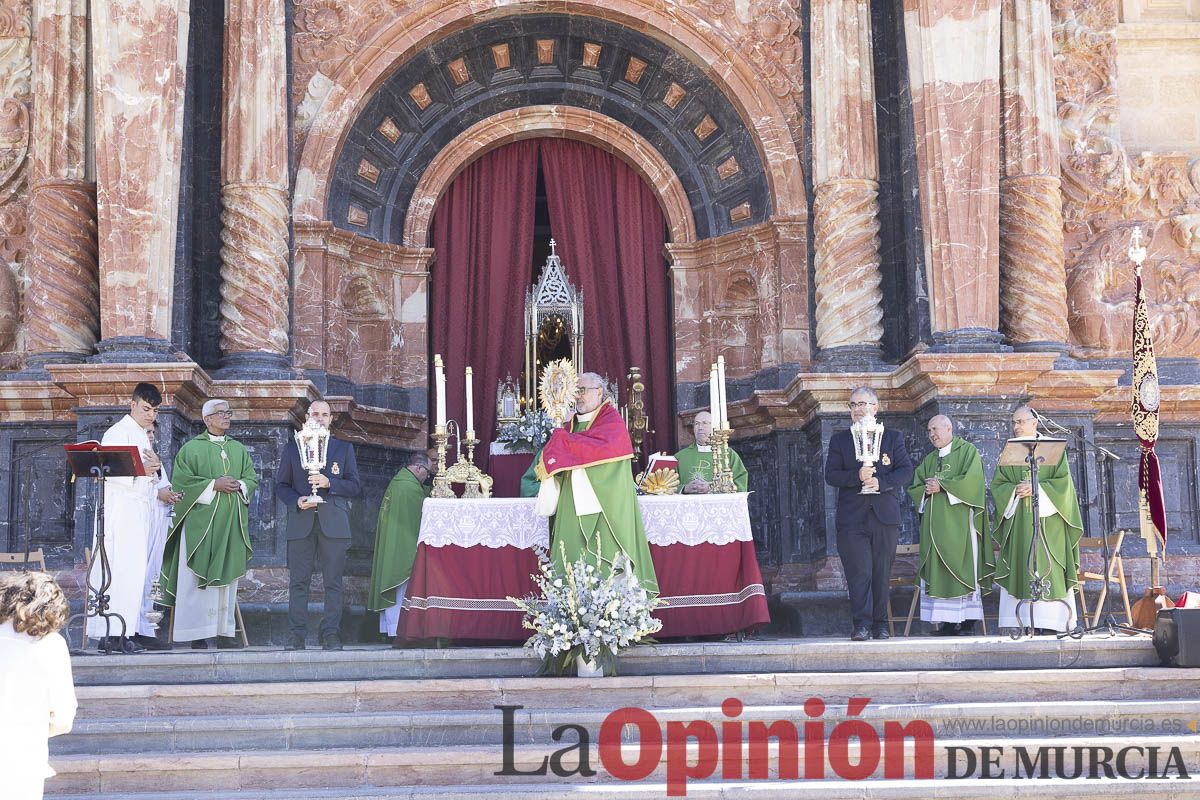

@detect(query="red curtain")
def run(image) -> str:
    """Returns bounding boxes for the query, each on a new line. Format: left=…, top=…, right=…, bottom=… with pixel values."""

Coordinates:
left=429, top=141, right=539, bottom=462
left=539, top=139, right=673, bottom=455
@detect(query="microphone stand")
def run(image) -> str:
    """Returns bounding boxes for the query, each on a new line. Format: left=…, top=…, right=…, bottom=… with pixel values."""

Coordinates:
left=1031, top=411, right=1145, bottom=637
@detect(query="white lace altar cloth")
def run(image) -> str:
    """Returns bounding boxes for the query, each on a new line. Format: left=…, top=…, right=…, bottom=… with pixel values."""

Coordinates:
left=417, top=493, right=753, bottom=549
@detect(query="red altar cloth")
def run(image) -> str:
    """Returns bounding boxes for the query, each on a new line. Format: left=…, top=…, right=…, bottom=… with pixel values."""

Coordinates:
left=396, top=494, right=769, bottom=643
left=398, top=542, right=538, bottom=642
left=650, top=540, right=770, bottom=638
left=489, top=453, right=534, bottom=498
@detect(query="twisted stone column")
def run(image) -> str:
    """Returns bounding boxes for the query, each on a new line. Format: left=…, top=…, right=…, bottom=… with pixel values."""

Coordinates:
left=810, top=0, right=885, bottom=357
left=218, top=0, right=290, bottom=372
left=219, top=183, right=290, bottom=356
left=999, top=0, right=1069, bottom=348
left=813, top=179, right=883, bottom=350
left=25, top=0, right=98, bottom=364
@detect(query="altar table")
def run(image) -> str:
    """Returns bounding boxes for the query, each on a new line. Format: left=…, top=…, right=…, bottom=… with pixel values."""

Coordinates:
left=397, top=493, right=769, bottom=642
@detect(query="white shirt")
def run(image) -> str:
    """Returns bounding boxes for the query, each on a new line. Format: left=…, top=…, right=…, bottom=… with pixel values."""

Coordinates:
left=0, top=621, right=78, bottom=782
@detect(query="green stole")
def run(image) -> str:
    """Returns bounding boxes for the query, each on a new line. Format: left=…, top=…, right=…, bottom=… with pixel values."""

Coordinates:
left=991, top=449, right=1084, bottom=600
left=159, top=432, right=258, bottom=603
left=368, top=468, right=431, bottom=612
left=550, top=416, right=659, bottom=597
left=906, top=438, right=993, bottom=598
left=673, top=443, right=749, bottom=492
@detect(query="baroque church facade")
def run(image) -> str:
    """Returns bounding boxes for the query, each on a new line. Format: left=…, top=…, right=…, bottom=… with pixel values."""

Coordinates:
left=0, top=1, right=1198, bottom=610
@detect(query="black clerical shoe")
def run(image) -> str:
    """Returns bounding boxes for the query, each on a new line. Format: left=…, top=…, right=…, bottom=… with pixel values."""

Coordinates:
left=937, top=622, right=961, bottom=636
left=850, top=626, right=871, bottom=642
left=285, top=634, right=306, bottom=651
left=132, top=633, right=171, bottom=651
left=216, top=636, right=244, bottom=650
left=322, top=633, right=344, bottom=651
left=958, top=620, right=977, bottom=636
left=871, top=626, right=890, bottom=640
left=191, top=638, right=209, bottom=650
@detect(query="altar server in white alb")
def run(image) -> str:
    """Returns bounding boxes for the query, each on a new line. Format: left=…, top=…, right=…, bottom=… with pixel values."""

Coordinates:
left=86, top=383, right=166, bottom=652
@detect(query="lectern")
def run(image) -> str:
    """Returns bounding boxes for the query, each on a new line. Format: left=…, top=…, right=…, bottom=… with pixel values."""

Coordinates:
left=997, top=437, right=1073, bottom=639
left=64, top=443, right=146, bottom=654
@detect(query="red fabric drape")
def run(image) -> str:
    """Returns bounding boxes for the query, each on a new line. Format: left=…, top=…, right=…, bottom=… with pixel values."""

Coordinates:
left=539, top=139, right=673, bottom=456
left=430, top=141, right=540, bottom=461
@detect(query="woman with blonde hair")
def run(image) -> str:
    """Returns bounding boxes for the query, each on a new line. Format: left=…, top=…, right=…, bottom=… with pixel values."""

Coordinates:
left=0, top=571, right=78, bottom=799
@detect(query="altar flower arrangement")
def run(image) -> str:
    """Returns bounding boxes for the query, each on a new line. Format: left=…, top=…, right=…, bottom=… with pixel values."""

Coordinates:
left=496, top=410, right=557, bottom=453
left=511, top=543, right=662, bottom=677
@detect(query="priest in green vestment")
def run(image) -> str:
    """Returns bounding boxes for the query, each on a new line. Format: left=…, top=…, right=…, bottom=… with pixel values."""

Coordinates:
left=534, top=372, right=658, bottom=596
left=369, top=450, right=434, bottom=636
left=159, top=399, right=258, bottom=645
left=992, top=405, right=1084, bottom=633
left=674, top=410, right=748, bottom=493
left=906, top=415, right=992, bottom=635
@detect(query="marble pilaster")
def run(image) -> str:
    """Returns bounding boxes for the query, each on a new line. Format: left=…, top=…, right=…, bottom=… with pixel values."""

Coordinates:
left=218, top=0, right=290, bottom=374
left=90, top=0, right=189, bottom=359
left=25, top=0, right=97, bottom=366
left=810, top=0, right=885, bottom=358
left=999, top=0, right=1070, bottom=350
left=904, top=0, right=1005, bottom=349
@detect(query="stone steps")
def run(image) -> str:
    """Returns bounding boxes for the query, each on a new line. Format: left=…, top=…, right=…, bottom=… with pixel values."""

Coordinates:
left=68, top=636, right=1160, bottom=686
left=43, top=779, right=1200, bottom=800
left=70, top=666, right=1198, bottom=719
left=53, top=697, right=1200, bottom=756
left=46, top=735, right=1200, bottom=794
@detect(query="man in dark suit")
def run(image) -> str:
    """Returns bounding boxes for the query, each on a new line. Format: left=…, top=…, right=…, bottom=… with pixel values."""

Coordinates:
left=824, top=387, right=914, bottom=641
left=276, top=400, right=362, bottom=650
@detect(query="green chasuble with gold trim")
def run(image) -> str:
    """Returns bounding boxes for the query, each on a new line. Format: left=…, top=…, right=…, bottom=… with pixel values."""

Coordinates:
left=674, top=443, right=748, bottom=492
left=368, top=468, right=430, bottom=613
left=519, top=447, right=543, bottom=498
left=535, top=402, right=658, bottom=597
left=159, top=432, right=257, bottom=603
left=906, top=437, right=993, bottom=599
left=992, top=450, right=1084, bottom=601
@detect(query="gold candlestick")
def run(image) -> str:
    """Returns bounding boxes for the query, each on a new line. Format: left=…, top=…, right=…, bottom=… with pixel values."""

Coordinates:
left=708, top=428, right=738, bottom=494
left=431, top=425, right=454, bottom=498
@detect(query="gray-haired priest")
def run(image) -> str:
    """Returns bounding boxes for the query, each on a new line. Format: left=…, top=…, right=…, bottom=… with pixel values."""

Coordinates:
left=158, top=399, right=258, bottom=648
left=906, top=415, right=992, bottom=635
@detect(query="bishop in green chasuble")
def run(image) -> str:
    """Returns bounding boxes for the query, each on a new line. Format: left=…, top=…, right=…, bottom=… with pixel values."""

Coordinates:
left=369, top=452, right=433, bottom=635
left=159, top=399, right=258, bottom=642
left=534, top=374, right=658, bottom=597
left=992, top=406, right=1084, bottom=632
left=906, top=416, right=992, bottom=631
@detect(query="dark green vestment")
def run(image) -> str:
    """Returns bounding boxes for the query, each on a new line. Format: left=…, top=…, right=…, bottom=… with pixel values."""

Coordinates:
left=906, top=438, right=993, bottom=598
left=159, top=433, right=258, bottom=603
left=673, top=443, right=748, bottom=492
left=992, top=450, right=1084, bottom=601
left=368, top=468, right=431, bottom=613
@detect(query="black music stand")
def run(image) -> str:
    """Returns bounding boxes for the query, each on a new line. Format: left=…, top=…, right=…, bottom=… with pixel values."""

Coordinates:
left=65, top=443, right=145, bottom=654
left=997, top=437, right=1074, bottom=640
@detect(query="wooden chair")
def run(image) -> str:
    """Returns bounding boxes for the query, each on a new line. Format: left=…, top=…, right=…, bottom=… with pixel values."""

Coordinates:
left=886, top=544, right=921, bottom=636
left=1076, top=531, right=1133, bottom=627
left=0, top=548, right=47, bottom=571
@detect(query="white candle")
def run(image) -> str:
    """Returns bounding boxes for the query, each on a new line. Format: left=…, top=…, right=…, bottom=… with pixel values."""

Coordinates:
left=709, top=366, right=720, bottom=432
left=717, top=355, right=729, bottom=430
left=434, top=354, right=447, bottom=427
left=465, top=366, right=475, bottom=439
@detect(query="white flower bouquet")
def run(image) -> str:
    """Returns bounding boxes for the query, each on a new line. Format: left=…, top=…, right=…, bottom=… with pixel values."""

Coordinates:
left=496, top=410, right=557, bottom=453
left=510, top=542, right=663, bottom=677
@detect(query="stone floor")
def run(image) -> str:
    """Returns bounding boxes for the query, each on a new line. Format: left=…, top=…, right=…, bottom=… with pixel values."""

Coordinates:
left=43, top=635, right=1200, bottom=798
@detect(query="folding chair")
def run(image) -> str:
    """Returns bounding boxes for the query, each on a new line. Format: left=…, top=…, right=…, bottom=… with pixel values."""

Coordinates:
left=0, top=548, right=47, bottom=571
left=1076, top=531, right=1133, bottom=627
left=886, top=544, right=921, bottom=636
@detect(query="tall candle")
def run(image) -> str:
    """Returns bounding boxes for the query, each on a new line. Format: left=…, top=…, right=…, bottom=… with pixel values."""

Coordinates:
left=465, top=366, right=475, bottom=439
left=717, top=355, right=729, bottom=430
left=434, top=354, right=446, bottom=427
left=709, top=366, right=720, bottom=434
